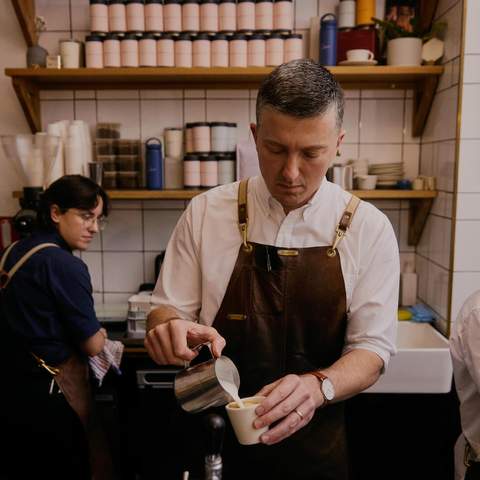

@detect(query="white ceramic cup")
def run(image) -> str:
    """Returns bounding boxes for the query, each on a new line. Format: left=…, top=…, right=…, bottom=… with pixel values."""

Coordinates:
left=346, top=49, right=374, bottom=62
left=357, top=174, right=377, bottom=190
left=225, top=395, right=268, bottom=445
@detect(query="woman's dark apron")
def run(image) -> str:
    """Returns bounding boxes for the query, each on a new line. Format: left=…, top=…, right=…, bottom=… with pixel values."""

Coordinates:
left=176, top=179, right=360, bottom=480
left=0, top=242, right=113, bottom=480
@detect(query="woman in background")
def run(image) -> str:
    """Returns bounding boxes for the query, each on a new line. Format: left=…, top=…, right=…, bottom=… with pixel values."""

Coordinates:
left=0, top=175, right=112, bottom=479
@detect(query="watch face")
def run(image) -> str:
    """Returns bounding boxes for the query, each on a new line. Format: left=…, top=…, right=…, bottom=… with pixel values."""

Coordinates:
left=322, top=378, right=335, bottom=401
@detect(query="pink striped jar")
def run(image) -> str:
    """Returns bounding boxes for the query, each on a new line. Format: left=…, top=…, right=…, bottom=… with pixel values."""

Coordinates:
left=284, top=32, right=303, bottom=62
left=219, top=0, right=236, bottom=31
left=121, top=32, right=139, bottom=67
left=184, top=154, right=201, bottom=188
left=192, top=33, right=211, bottom=67
left=90, top=0, right=109, bottom=33
left=229, top=33, right=248, bottom=67
left=108, top=0, right=127, bottom=33
left=266, top=31, right=283, bottom=66
left=273, top=0, right=293, bottom=31
left=182, top=0, right=200, bottom=32
left=247, top=32, right=266, bottom=66
left=255, top=0, right=273, bottom=30
left=157, top=32, right=175, bottom=66
left=139, top=32, right=157, bottom=66
left=126, top=0, right=145, bottom=32
left=211, top=33, right=229, bottom=67
left=200, top=154, right=219, bottom=188
left=174, top=33, right=193, bottom=67
left=200, top=0, right=219, bottom=33
left=164, top=0, right=182, bottom=32
left=104, top=33, right=122, bottom=67
left=145, top=0, right=163, bottom=32
left=85, top=34, right=104, bottom=68
left=237, top=0, right=255, bottom=31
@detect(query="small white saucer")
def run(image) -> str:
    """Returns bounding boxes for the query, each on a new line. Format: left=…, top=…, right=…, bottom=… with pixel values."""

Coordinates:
left=338, top=59, right=378, bottom=66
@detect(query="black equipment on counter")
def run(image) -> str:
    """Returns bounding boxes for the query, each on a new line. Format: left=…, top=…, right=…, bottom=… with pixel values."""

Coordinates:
left=204, top=413, right=225, bottom=480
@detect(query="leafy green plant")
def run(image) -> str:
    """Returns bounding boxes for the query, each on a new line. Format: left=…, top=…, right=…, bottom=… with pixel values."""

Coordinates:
left=372, top=17, right=447, bottom=42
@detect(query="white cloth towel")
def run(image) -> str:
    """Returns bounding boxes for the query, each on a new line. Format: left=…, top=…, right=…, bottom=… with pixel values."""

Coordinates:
left=89, top=338, right=124, bottom=386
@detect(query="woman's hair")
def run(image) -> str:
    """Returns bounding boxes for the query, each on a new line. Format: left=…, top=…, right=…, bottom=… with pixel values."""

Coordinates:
left=37, top=175, right=110, bottom=230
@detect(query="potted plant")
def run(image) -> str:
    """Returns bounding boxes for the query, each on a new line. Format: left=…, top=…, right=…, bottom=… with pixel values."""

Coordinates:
left=373, top=16, right=446, bottom=66
left=26, top=16, right=48, bottom=68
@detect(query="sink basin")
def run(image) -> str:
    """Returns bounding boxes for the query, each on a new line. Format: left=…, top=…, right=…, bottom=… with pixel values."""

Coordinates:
left=365, top=321, right=453, bottom=394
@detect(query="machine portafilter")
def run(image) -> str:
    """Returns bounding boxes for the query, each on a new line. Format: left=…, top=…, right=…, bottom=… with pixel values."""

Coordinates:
left=204, top=413, right=225, bottom=480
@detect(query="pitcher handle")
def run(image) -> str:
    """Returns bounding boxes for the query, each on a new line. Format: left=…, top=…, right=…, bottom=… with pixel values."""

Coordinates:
left=184, top=342, right=212, bottom=368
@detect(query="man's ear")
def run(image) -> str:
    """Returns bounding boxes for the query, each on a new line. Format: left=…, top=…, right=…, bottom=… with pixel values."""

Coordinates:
left=50, top=204, right=62, bottom=224
left=336, top=129, right=346, bottom=150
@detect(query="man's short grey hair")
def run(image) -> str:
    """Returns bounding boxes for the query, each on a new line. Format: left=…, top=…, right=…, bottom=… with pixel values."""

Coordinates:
left=256, top=59, right=345, bottom=130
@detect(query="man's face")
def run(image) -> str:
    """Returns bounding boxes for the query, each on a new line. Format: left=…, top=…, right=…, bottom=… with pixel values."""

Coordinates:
left=253, top=106, right=344, bottom=213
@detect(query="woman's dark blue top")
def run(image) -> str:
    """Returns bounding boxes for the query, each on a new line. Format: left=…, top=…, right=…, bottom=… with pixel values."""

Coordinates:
left=1, top=230, right=101, bottom=365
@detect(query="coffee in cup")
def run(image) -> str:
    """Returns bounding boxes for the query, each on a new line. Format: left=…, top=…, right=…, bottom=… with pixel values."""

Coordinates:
left=225, top=395, right=268, bottom=445
left=346, top=49, right=374, bottom=62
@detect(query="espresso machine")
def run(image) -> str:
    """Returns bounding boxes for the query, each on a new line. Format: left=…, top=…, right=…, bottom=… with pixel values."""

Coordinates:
left=1, top=134, right=61, bottom=237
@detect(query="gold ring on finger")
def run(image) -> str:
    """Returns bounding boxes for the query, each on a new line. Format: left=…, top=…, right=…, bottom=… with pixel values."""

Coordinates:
left=293, top=408, right=304, bottom=420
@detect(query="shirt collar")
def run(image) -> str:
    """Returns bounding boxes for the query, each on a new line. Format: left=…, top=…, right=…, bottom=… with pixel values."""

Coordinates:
left=33, top=229, right=72, bottom=253
left=253, top=175, right=329, bottom=220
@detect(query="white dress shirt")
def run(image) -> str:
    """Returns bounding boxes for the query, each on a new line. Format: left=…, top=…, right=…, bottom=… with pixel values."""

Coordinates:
left=152, top=176, right=399, bottom=368
left=451, top=290, right=480, bottom=479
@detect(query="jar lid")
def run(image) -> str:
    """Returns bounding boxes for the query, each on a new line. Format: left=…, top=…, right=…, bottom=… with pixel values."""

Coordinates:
left=123, top=32, right=140, bottom=40
left=210, top=121, right=230, bottom=127
left=227, top=122, right=237, bottom=127
left=218, top=30, right=235, bottom=36
left=202, top=154, right=218, bottom=160
left=105, top=33, right=121, bottom=40
left=165, top=127, right=183, bottom=131
left=175, top=33, right=192, bottom=41
left=159, top=32, right=175, bottom=39
left=255, top=0, right=274, bottom=3
left=85, top=34, right=104, bottom=42
left=126, top=0, right=145, bottom=4
left=274, top=0, right=292, bottom=2
left=200, top=0, right=219, bottom=4
left=230, top=33, right=247, bottom=40
left=212, top=33, right=228, bottom=40
left=184, top=154, right=200, bottom=160
left=185, top=123, right=195, bottom=128
left=215, top=153, right=229, bottom=160
left=219, top=0, right=236, bottom=3
left=272, top=28, right=291, bottom=35
left=285, top=33, right=302, bottom=39
left=268, top=31, right=284, bottom=39
left=109, top=0, right=126, bottom=4
left=237, top=29, right=254, bottom=36
left=183, top=0, right=201, bottom=3
left=237, top=0, right=254, bottom=3
left=164, top=31, right=181, bottom=36
left=191, top=121, right=210, bottom=127
left=146, top=30, right=162, bottom=37
left=194, top=33, right=211, bottom=40
left=90, top=31, right=108, bottom=37
left=145, top=0, right=163, bottom=3
left=90, top=0, right=109, bottom=4
left=248, top=33, right=265, bottom=40
left=140, top=32, right=156, bottom=40
left=164, top=0, right=183, bottom=3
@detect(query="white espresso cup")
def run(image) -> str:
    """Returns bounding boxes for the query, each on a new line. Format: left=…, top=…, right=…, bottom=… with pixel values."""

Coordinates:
left=346, top=49, right=374, bottom=62
left=225, top=395, right=268, bottom=445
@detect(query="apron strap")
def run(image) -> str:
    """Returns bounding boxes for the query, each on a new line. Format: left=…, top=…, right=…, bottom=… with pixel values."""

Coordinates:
left=238, top=179, right=252, bottom=253
left=0, top=241, right=19, bottom=271
left=327, top=195, right=361, bottom=258
left=0, top=242, right=59, bottom=289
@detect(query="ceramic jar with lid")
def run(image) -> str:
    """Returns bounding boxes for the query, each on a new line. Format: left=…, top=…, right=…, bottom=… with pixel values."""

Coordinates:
left=217, top=152, right=236, bottom=184
left=182, top=0, right=200, bottom=31
left=237, top=0, right=255, bottom=30
left=200, top=0, right=219, bottom=32
left=184, top=154, right=201, bottom=188
left=185, top=123, right=195, bottom=153
left=266, top=31, right=283, bottom=66
left=219, top=0, right=236, bottom=31
left=126, top=0, right=145, bottom=32
left=211, top=33, right=229, bottom=67
left=139, top=33, right=157, bottom=66
left=108, top=0, right=127, bottom=33
left=157, top=32, right=175, bottom=66
left=121, top=33, right=140, bottom=66
left=164, top=0, right=182, bottom=32
left=200, top=154, right=218, bottom=187
left=90, top=0, right=109, bottom=33
left=210, top=122, right=230, bottom=152
left=273, top=0, right=293, bottom=31
left=104, top=33, right=122, bottom=66
left=284, top=32, right=302, bottom=62
left=247, top=32, right=266, bottom=66
left=192, top=33, right=211, bottom=67
left=145, top=0, right=164, bottom=31
left=85, top=34, right=104, bottom=68
left=255, top=0, right=273, bottom=30
left=229, top=33, right=248, bottom=67
left=174, top=33, right=193, bottom=67
left=192, top=122, right=211, bottom=152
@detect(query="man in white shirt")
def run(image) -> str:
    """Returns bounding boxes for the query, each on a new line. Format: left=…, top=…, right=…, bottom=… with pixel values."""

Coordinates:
left=145, top=59, right=399, bottom=480
left=451, top=291, right=480, bottom=480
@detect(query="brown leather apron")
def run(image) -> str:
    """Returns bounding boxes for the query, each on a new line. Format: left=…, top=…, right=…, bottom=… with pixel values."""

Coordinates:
left=212, top=179, right=360, bottom=480
left=0, top=242, right=114, bottom=480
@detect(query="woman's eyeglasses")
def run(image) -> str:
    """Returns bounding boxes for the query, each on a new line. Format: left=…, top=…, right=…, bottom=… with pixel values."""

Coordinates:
left=74, top=211, right=108, bottom=231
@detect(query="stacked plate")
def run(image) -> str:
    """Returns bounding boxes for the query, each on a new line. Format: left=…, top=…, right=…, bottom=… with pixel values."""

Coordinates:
left=368, top=162, right=404, bottom=188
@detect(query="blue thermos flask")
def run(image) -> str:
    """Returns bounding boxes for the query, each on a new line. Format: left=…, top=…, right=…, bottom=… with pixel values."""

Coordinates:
left=146, top=137, right=163, bottom=190
left=320, top=13, right=337, bottom=66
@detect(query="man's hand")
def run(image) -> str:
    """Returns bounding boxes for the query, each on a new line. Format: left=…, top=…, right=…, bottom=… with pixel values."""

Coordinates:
left=144, top=318, right=226, bottom=366
left=253, top=373, right=323, bottom=445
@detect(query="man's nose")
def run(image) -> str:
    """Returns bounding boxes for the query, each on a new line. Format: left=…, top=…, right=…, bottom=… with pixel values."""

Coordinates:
left=281, top=154, right=300, bottom=182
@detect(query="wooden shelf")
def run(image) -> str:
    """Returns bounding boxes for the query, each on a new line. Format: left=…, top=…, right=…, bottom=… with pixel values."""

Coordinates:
left=12, top=188, right=436, bottom=245
left=5, top=66, right=444, bottom=134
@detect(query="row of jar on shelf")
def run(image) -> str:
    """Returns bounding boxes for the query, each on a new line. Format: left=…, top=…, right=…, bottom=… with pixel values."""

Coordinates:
left=90, top=0, right=294, bottom=35
left=77, top=30, right=303, bottom=68
left=99, top=152, right=237, bottom=190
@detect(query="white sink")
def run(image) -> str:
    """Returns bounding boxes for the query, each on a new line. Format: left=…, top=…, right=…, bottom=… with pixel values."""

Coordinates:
left=365, top=321, right=453, bottom=394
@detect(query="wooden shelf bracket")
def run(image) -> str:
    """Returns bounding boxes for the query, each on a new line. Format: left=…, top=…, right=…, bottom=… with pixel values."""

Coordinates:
left=12, top=76, right=41, bottom=132
left=412, top=74, right=439, bottom=137
left=11, top=0, right=37, bottom=47
left=408, top=198, right=434, bottom=246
